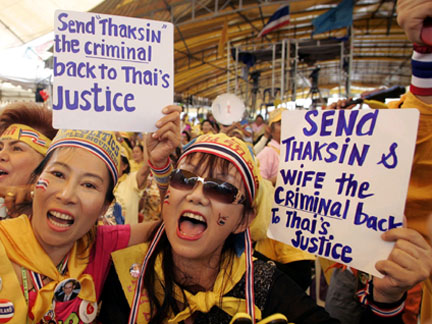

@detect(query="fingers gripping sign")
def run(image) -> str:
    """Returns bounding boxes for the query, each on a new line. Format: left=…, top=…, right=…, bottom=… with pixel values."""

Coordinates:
left=373, top=227, right=432, bottom=303
left=147, top=105, right=181, bottom=168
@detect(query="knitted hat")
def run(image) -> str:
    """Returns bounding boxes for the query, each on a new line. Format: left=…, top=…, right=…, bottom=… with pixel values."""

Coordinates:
left=47, top=129, right=121, bottom=185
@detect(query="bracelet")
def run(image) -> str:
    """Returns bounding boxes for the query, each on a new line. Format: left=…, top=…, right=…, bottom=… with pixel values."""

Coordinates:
left=410, top=44, right=432, bottom=96
left=148, top=159, right=173, bottom=190
left=356, top=280, right=406, bottom=318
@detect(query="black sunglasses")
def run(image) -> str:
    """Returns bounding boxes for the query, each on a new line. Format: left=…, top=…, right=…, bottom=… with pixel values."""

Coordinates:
left=169, top=169, right=246, bottom=205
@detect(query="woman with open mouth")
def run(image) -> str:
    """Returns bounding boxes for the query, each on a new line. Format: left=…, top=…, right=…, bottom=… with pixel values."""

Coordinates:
left=0, top=105, right=181, bottom=323
left=99, top=132, right=431, bottom=323
left=0, top=102, right=57, bottom=218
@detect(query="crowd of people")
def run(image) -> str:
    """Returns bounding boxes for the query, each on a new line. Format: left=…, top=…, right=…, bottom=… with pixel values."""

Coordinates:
left=0, top=0, right=430, bottom=323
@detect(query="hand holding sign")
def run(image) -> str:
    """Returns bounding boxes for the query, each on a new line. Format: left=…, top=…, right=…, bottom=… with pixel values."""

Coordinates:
left=373, top=227, right=432, bottom=303
left=397, top=0, right=432, bottom=45
left=147, top=105, right=181, bottom=168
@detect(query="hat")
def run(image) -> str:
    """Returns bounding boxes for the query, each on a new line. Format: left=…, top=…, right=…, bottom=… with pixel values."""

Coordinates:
left=46, top=129, right=121, bottom=185
left=230, top=128, right=244, bottom=139
left=268, top=108, right=286, bottom=127
left=180, top=133, right=260, bottom=203
left=179, top=133, right=271, bottom=241
left=120, top=146, right=130, bottom=159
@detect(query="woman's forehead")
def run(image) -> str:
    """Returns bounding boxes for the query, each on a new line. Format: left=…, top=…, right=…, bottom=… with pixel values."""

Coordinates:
left=47, top=147, right=109, bottom=177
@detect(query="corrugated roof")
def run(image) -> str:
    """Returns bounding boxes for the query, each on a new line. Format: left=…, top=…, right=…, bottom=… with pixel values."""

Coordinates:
left=1, top=0, right=413, bottom=107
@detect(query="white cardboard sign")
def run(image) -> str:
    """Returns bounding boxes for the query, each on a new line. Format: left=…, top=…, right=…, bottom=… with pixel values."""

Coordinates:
left=267, top=109, right=419, bottom=276
left=52, top=10, right=173, bottom=132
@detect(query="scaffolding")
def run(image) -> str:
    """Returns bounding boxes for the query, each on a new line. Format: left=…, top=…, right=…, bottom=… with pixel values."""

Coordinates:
left=227, top=34, right=353, bottom=115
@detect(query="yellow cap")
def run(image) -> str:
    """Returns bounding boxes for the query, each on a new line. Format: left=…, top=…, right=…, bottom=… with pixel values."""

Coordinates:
left=268, top=108, right=286, bottom=127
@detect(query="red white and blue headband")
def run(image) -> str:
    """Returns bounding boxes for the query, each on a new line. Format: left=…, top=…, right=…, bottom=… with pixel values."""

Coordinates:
left=46, top=129, right=121, bottom=185
left=179, top=133, right=260, bottom=203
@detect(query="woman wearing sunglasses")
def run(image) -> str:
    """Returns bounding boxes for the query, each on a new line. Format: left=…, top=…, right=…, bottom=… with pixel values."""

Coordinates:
left=98, top=132, right=430, bottom=324
left=0, top=105, right=181, bottom=323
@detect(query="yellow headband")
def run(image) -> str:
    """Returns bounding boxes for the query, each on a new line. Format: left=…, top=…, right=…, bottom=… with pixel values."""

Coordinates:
left=0, top=124, right=51, bottom=156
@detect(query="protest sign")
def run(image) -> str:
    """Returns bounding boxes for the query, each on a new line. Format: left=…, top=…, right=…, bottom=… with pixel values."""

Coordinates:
left=267, top=109, right=419, bottom=276
left=52, top=10, right=173, bottom=132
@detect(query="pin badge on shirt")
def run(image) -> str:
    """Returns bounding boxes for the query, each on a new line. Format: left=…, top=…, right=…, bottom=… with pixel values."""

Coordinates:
left=79, top=300, right=98, bottom=323
left=54, top=278, right=81, bottom=302
left=0, top=299, right=14, bottom=323
left=129, top=263, right=140, bottom=278
left=42, top=309, right=55, bottom=323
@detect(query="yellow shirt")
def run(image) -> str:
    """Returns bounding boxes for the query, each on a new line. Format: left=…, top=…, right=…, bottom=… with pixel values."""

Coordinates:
left=387, top=92, right=432, bottom=322
left=112, top=243, right=261, bottom=323
left=130, top=160, right=145, bottom=173
left=388, top=92, right=432, bottom=237
left=0, top=239, right=27, bottom=323
left=115, top=171, right=144, bottom=225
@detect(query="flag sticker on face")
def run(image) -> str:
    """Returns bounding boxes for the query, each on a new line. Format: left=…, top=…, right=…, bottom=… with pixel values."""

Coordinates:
left=163, top=190, right=170, bottom=205
left=217, top=213, right=229, bottom=226
left=36, top=178, right=49, bottom=191
left=19, top=129, right=47, bottom=147
left=164, top=190, right=170, bottom=205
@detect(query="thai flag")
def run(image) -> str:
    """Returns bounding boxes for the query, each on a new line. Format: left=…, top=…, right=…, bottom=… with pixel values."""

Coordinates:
left=36, top=179, right=49, bottom=191
left=20, top=129, right=46, bottom=146
left=258, top=5, right=290, bottom=38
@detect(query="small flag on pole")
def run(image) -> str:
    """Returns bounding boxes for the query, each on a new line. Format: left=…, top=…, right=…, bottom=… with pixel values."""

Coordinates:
left=258, top=5, right=290, bottom=38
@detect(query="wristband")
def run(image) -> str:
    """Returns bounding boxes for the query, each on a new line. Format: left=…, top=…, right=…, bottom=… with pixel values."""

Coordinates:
left=148, top=159, right=173, bottom=190
left=410, top=43, right=432, bottom=96
left=356, top=280, right=406, bottom=318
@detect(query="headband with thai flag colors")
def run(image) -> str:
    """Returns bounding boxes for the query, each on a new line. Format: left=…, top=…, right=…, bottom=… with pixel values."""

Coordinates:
left=46, top=129, right=121, bottom=185
left=0, top=124, right=51, bottom=156
left=179, top=133, right=260, bottom=203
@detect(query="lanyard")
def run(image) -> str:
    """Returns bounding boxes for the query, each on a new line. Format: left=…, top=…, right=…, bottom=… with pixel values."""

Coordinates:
left=21, top=252, right=70, bottom=323
left=244, top=228, right=255, bottom=322
left=20, top=267, right=30, bottom=324
left=128, top=223, right=165, bottom=324
left=57, top=252, right=70, bottom=275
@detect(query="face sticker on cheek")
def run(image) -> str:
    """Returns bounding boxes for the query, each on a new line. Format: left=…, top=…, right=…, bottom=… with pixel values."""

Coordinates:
left=35, top=178, right=50, bottom=191
left=163, top=190, right=170, bottom=205
left=217, top=213, right=229, bottom=226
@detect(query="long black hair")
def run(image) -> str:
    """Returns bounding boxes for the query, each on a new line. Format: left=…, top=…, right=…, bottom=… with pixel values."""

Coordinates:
left=144, top=152, right=253, bottom=323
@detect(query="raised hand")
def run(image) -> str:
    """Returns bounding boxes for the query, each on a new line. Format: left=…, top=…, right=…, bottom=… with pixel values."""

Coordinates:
left=147, top=105, right=181, bottom=167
